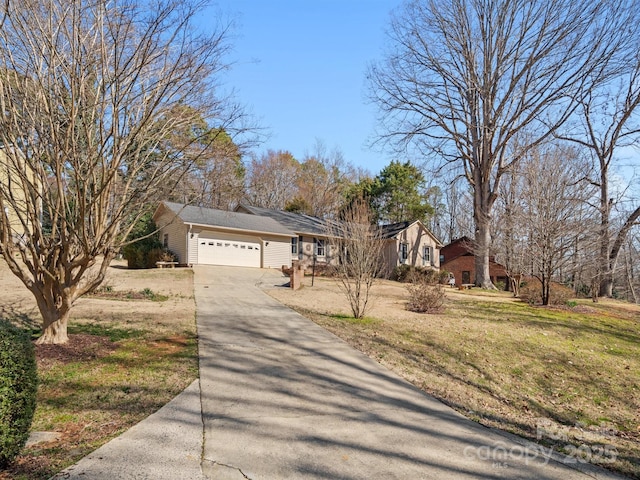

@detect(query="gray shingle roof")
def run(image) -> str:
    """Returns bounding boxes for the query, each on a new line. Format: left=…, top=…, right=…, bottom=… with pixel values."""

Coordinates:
left=161, top=202, right=295, bottom=237
left=238, top=204, right=329, bottom=236
left=378, top=221, right=412, bottom=239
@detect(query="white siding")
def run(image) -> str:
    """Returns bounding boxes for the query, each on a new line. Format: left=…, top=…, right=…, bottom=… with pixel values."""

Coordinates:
left=188, top=231, right=199, bottom=266
left=262, top=235, right=292, bottom=269
left=155, top=210, right=188, bottom=264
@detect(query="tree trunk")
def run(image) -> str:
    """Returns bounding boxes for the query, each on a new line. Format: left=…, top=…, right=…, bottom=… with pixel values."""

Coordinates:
left=33, top=290, right=72, bottom=345
left=599, top=274, right=614, bottom=298
left=35, top=310, right=70, bottom=344
left=599, top=205, right=640, bottom=297
left=474, top=205, right=496, bottom=289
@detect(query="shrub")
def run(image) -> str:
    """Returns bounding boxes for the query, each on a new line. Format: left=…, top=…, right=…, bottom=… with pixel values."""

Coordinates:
left=406, top=281, right=446, bottom=313
left=146, top=247, right=176, bottom=269
left=438, top=269, right=452, bottom=285
left=519, top=280, right=575, bottom=306
left=393, top=264, right=440, bottom=284
left=122, top=212, right=164, bottom=269
left=549, top=284, right=574, bottom=305
left=0, top=320, right=37, bottom=467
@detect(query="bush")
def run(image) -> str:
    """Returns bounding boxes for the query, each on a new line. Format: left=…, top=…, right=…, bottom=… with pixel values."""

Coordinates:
left=438, top=269, right=452, bottom=285
left=122, top=213, right=164, bottom=269
left=146, top=247, right=176, bottom=269
left=406, top=281, right=446, bottom=313
left=519, top=280, right=574, bottom=306
left=0, top=320, right=37, bottom=467
left=393, top=264, right=440, bottom=284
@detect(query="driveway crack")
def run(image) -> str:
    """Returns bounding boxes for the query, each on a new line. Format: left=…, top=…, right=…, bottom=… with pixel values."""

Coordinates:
left=202, top=459, right=252, bottom=479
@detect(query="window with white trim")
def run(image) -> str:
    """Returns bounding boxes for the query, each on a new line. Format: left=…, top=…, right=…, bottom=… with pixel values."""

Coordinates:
left=315, top=238, right=325, bottom=257
left=422, top=245, right=431, bottom=266
left=291, top=237, right=298, bottom=254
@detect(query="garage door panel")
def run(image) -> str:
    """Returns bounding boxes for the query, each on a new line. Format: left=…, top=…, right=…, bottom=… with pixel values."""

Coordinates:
left=197, top=231, right=261, bottom=267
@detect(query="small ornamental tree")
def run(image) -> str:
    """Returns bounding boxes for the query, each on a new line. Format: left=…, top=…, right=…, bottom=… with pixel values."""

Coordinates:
left=326, top=199, right=384, bottom=319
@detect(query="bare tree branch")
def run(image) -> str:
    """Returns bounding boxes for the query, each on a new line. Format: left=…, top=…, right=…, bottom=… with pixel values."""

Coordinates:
left=0, top=0, right=244, bottom=343
left=368, top=0, right=637, bottom=288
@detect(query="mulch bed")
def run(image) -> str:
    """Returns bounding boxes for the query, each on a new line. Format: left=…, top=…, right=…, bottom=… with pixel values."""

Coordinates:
left=35, top=334, right=118, bottom=369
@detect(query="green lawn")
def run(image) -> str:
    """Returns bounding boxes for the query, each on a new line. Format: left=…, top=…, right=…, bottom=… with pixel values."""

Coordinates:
left=270, top=280, right=640, bottom=479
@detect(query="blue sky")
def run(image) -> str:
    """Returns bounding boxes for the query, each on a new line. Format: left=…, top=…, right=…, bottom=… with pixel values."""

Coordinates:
left=204, top=1, right=403, bottom=175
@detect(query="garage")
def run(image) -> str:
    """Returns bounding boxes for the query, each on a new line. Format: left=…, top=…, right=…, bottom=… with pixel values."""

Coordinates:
left=154, top=202, right=296, bottom=268
left=197, top=231, right=261, bottom=267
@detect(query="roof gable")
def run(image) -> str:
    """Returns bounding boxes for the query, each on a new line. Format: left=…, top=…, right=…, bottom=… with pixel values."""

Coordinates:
left=379, top=220, right=443, bottom=247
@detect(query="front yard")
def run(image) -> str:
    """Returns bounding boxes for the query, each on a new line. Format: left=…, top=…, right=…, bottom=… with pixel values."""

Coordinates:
left=1, top=262, right=638, bottom=478
left=267, top=277, right=640, bottom=479
left=0, top=260, right=198, bottom=479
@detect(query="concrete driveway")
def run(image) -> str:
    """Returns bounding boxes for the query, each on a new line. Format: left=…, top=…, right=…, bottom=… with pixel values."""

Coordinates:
left=195, top=266, right=625, bottom=480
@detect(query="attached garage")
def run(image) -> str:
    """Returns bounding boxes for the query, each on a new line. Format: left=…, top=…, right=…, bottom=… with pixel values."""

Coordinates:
left=197, top=231, right=261, bottom=267
left=154, top=202, right=295, bottom=269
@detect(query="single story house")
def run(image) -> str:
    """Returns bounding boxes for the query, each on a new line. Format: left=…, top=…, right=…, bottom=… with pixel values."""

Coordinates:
left=153, top=201, right=296, bottom=268
left=235, top=204, right=339, bottom=268
left=379, top=221, right=444, bottom=277
left=440, top=236, right=508, bottom=288
left=155, top=201, right=444, bottom=276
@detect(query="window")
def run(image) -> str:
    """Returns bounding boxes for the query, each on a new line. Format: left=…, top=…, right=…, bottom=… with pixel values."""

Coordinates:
left=400, top=243, right=408, bottom=263
left=422, top=245, right=431, bottom=266
left=291, top=237, right=298, bottom=254
left=163, top=233, right=169, bottom=247
left=315, top=238, right=325, bottom=257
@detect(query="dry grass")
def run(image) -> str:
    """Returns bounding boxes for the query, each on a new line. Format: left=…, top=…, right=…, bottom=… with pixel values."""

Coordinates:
left=267, top=277, right=640, bottom=479
left=0, top=260, right=197, bottom=480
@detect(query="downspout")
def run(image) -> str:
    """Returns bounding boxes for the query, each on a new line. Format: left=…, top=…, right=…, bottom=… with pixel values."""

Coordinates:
left=187, top=224, right=192, bottom=266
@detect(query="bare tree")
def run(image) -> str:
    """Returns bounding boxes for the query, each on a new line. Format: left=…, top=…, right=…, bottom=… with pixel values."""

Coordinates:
left=326, top=199, right=384, bottom=319
left=621, top=234, right=639, bottom=303
left=368, top=0, right=635, bottom=288
left=521, top=144, right=596, bottom=305
left=494, top=166, right=527, bottom=297
left=0, top=0, right=242, bottom=344
left=557, top=53, right=640, bottom=298
left=245, top=150, right=300, bottom=209
left=296, top=140, right=356, bottom=218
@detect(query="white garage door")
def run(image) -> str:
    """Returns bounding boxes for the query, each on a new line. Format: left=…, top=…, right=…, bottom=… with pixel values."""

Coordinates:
left=197, top=232, right=261, bottom=267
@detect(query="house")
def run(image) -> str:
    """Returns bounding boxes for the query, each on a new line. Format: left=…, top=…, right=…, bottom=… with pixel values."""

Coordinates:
left=0, top=148, right=40, bottom=243
left=153, top=202, right=296, bottom=268
left=155, top=201, right=444, bottom=276
left=440, top=236, right=508, bottom=288
left=379, top=221, right=444, bottom=277
left=235, top=204, right=335, bottom=269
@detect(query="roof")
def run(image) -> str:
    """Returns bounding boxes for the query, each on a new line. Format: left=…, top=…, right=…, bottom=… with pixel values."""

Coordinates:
left=440, top=236, right=475, bottom=263
left=378, top=221, right=412, bottom=239
left=378, top=220, right=444, bottom=247
left=237, top=204, right=329, bottom=236
left=157, top=202, right=296, bottom=237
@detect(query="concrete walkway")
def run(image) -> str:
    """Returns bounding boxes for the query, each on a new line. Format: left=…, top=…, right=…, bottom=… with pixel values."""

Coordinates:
left=53, top=266, right=628, bottom=479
